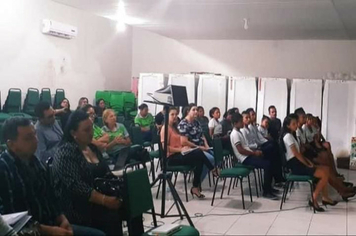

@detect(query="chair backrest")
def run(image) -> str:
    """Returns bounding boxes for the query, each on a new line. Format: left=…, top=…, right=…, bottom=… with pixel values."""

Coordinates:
left=131, top=126, right=144, bottom=146
left=95, top=117, right=104, bottom=128
left=3, top=88, right=22, bottom=113
left=40, top=88, right=52, bottom=104
left=110, top=93, right=125, bottom=113
left=23, top=88, right=39, bottom=115
left=203, top=130, right=213, bottom=147
left=124, top=168, right=155, bottom=220
left=53, top=89, right=65, bottom=109
left=213, top=138, right=224, bottom=166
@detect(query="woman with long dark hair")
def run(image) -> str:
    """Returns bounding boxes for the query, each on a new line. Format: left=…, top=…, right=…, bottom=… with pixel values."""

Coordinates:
left=162, top=107, right=219, bottom=198
left=52, top=110, right=143, bottom=235
left=280, top=114, right=355, bottom=211
left=55, top=98, right=72, bottom=130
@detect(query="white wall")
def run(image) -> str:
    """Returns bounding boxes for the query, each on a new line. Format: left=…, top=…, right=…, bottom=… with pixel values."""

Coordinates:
left=0, top=0, right=132, bottom=107
left=132, top=27, right=356, bottom=80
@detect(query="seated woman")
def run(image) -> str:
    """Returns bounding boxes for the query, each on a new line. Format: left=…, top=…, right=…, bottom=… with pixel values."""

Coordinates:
left=55, top=98, right=72, bottom=130
left=95, top=99, right=106, bottom=117
left=208, top=107, right=222, bottom=138
left=52, top=110, right=143, bottom=236
left=81, top=104, right=110, bottom=152
left=196, top=106, right=209, bottom=128
left=178, top=104, right=215, bottom=182
left=161, top=107, right=219, bottom=198
left=101, top=109, right=131, bottom=157
left=134, top=103, right=154, bottom=142
left=281, top=114, right=355, bottom=212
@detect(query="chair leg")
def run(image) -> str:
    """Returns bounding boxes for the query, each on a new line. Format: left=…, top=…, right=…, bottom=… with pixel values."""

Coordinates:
left=156, top=179, right=162, bottom=199
left=188, top=171, right=192, bottom=183
left=184, top=173, right=189, bottom=202
left=208, top=171, right=212, bottom=188
left=150, top=160, right=156, bottom=182
left=173, top=172, right=178, bottom=187
left=211, top=177, right=220, bottom=206
left=220, top=178, right=227, bottom=199
left=284, top=181, right=291, bottom=203
left=259, top=169, right=264, bottom=191
left=156, top=159, right=161, bottom=172
left=289, top=181, right=294, bottom=193
left=309, top=181, right=316, bottom=213
left=247, top=175, right=253, bottom=203
left=232, top=178, right=237, bottom=189
left=227, top=178, right=233, bottom=195
left=280, top=181, right=288, bottom=209
left=240, top=178, right=245, bottom=209
left=253, top=170, right=259, bottom=198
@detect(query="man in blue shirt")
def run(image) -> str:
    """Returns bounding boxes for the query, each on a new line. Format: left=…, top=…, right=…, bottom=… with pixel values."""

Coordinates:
left=34, top=101, right=63, bottom=163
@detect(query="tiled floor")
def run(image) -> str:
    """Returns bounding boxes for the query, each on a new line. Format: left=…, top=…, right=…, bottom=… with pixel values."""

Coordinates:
left=143, top=167, right=356, bottom=235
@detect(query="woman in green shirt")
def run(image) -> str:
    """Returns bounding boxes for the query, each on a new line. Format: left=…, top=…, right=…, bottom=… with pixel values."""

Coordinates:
left=134, top=103, right=153, bottom=142
left=102, top=109, right=131, bottom=155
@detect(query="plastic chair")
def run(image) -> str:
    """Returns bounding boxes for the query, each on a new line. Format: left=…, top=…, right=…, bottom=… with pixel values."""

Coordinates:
left=211, top=138, right=253, bottom=209
left=279, top=145, right=316, bottom=213
left=23, top=88, right=40, bottom=116
left=53, top=89, right=65, bottom=109
left=40, top=88, right=52, bottom=104
left=3, top=88, right=22, bottom=113
left=131, top=126, right=151, bottom=147
left=124, top=168, right=199, bottom=236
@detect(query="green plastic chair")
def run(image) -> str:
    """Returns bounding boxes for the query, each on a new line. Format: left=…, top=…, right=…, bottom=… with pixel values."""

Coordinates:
left=53, top=89, right=65, bottom=109
left=110, top=93, right=125, bottom=114
left=131, top=126, right=151, bottom=147
left=279, top=146, right=316, bottom=213
left=40, top=88, right=51, bottom=104
left=3, top=88, right=22, bottom=113
left=124, top=168, right=199, bottom=236
left=23, top=88, right=40, bottom=116
left=211, top=138, right=253, bottom=209
left=0, top=113, right=11, bottom=124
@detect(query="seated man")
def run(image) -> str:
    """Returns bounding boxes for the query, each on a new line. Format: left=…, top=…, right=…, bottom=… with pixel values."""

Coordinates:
left=230, top=113, right=279, bottom=200
left=0, top=117, right=104, bottom=236
left=241, top=109, right=284, bottom=186
left=34, top=101, right=63, bottom=163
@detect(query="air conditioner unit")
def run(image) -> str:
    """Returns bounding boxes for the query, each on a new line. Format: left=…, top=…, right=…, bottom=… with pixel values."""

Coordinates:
left=42, top=19, right=78, bottom=39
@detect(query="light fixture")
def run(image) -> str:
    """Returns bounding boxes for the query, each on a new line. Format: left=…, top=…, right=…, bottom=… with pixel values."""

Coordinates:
left=116, top=0, right=126, bottom=31
left=243, top=18, right=249, bottom=30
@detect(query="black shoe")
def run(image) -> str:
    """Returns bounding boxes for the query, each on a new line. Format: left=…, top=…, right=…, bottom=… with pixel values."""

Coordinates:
left=343, top=181, right=354, bottom=188
left=322, top=200, right=338, bottom=207
left=271, top=188, right=281, bottom=194
left=263, top=192, right=280, bottom=200
left=342, top=192, right=356, bottom=202
left=308, top=200, right=325, bottom=212
left=274, top=182, right=285, bottom=189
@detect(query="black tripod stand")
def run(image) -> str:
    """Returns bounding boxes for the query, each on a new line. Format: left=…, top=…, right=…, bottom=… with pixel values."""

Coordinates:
left=145, top=101, right=194, bottom=227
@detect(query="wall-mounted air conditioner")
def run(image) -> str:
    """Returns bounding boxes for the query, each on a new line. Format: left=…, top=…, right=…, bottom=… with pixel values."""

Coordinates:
left=42, top=19, right=78, bottom=39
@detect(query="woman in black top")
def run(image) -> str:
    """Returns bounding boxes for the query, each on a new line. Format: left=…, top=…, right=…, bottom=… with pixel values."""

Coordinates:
left=55, top=98, right=72, bottom=130
left=95, top=99, right=106, bottom=117
left=53, top=110, right=143, bottom=236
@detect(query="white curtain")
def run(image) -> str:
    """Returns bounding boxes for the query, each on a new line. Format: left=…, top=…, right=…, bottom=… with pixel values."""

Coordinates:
left=290, top=79, right=322, bottom=117
left=138, top=73, right=166, bottom=115
left=322, top=80, right=356, bottom=156
left=227, top=77, right=256, bottom=112
left=256, top=78, right=288, bottom=123
left=168, top=74, right=195, bottom=104
left=197, top=75, right=227, bottom=120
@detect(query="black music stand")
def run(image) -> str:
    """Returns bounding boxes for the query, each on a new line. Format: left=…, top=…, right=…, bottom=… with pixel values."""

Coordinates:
left=144, top=85, right=194, bottom=226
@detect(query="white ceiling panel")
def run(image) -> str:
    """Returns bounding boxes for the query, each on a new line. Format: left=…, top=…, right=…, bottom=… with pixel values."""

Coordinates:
left=53, top=0, right=356, bottom=40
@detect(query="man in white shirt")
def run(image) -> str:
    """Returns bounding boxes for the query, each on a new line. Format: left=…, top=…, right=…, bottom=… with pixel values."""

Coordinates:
left=243, top=109, right=285, bottom=185
left=230, top=113, right=279, bottom=200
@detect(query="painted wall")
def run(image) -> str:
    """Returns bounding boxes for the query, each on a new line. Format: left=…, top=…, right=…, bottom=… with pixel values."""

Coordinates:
left=0, top=0, right=132, bottom=107
left=132, top=27, right=356, bottom=80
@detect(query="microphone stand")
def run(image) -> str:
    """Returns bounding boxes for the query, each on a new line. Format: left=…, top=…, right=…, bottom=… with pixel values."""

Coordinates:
left=144, top=100, right=194, bottom=227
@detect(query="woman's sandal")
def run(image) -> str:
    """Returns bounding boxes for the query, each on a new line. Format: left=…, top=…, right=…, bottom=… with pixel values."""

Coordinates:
left=190, top=188, right=205, bottom=199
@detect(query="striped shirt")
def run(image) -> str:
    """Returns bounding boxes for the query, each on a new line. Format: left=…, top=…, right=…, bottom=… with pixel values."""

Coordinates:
left=0, top=151, right=61, bottom=225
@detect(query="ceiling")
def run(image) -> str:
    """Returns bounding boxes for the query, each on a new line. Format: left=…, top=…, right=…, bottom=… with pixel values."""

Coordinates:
left=53, top=0, right=356, bottom=40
